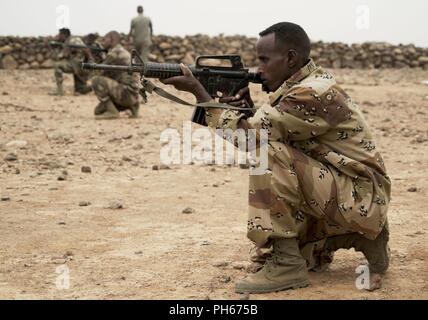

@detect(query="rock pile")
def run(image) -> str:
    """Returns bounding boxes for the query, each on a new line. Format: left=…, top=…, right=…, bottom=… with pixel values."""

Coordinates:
left=1, top=34, right=427, bottom=70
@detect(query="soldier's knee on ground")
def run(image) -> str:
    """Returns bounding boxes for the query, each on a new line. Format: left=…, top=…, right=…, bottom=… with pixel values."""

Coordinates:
left=91, top=76, right=110, bottom=100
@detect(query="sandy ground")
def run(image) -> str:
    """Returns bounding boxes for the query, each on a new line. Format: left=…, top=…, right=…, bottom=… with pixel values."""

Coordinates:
left=0, top=68, right=427, bottom=300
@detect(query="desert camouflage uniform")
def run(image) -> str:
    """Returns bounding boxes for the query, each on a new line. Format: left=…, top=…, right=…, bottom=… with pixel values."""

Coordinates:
left=53, top=36, right=91, bottom=93
left=206, top=59, right=391, bottom=252
left=90, top=39, right=107, bottom=64
left=130, top=14, right=152, bottom=63
left=91, top=44, right=140, bottom=116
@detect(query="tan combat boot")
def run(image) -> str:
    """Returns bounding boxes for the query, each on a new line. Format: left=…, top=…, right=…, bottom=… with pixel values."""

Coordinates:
left=324, top=223, right=390, bottom=291
left=129, top=102, right=140, bottom=118
left=95, top=100, right=119, bottom=120
left=75, top=85, right=92, bottom=95
left=235, top=238, right=310, bottom=294
left=48, top=83, right=65, bottom=96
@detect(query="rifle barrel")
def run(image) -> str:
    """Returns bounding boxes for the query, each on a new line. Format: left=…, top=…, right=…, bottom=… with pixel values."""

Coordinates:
left=82, top=61, right=262, bottom=83
left=81, top=63, right=145, bottom=73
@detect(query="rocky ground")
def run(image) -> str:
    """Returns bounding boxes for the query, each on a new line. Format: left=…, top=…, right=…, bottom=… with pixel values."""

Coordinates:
left=0, top=68, right=427, bottom=300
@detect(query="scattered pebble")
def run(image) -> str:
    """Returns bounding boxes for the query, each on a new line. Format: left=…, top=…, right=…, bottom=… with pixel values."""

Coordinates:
left=64, top=251, right=73, bottom=258
left=79, top=201, right=91, bottom=207
left=57, top=170, right=68, bottom=181
left=4, top=153, right=18, bottom=161
left=182, top=207, right=195, bottom=214
left=213, top=261, right=229, bottom=267
left=81, top=166, right=92, bottom=173
left=6, top=140, right=27, bottom=149
left=122, top=156, right=132, bottom=162
left=134, top=250, right=143, bottom=255
left=217, top=275, right=231, bottom=283
left=1, top=195, right=11, bottom=201
left=153, top=164, right=171, bottom=170
left=107, top=200, right=124, bottom=209
left=212, top=183, right=219, bottom=187
left=407, top=187, right=418, bottom=192
left=412, top=137, right=428, bottom=144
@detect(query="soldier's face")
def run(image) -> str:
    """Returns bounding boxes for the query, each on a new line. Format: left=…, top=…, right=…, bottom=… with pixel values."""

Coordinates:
left=102, top=36, right=112, bottom=49
left=57, top=33, right=66, bottom=42
left=256, top=33, right=293, bottom=92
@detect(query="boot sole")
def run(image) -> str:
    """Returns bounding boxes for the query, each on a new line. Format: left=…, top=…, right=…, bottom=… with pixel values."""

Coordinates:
left=235, top=279, right=310, bottom=294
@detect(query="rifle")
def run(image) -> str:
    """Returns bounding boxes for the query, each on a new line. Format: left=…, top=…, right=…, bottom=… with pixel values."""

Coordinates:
left=49, top=41, right=107, bottom=53
left=81, top=51, right=262, bottom=125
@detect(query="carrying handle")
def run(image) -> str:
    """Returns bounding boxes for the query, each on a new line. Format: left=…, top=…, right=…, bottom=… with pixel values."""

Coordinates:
left=196, top=55, right=244, bottom=70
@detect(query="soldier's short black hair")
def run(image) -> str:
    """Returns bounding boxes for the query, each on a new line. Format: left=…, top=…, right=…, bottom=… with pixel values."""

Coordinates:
left=259, top=22, right=311, bottom=61
left=59, top=28, right=71, bottom=37
left=105, top=30, right=121, bottom=43
left=137, top=6, right=143, bottom=13
left=87, top=33, right=98, bottom=42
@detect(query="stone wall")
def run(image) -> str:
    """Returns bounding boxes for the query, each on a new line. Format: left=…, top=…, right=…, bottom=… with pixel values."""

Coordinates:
left=1, top=34, right=427, bottom=70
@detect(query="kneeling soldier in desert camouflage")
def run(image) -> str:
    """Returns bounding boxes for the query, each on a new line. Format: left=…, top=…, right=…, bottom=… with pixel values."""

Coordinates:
left=162, top=22, right=391, bottom=293
left=89, top=31, right=140, bottom=120
left=49, top=28, right=92, bottom=96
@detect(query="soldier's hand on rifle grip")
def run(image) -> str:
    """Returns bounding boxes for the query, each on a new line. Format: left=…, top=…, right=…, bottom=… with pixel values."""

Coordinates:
left=83, top=48, right=94, bottom=61
left=219, top=86, right=254, bottom=109
left=160, top=64, right=212, bottom=103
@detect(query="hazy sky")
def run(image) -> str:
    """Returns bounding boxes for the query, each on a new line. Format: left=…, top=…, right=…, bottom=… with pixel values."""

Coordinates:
left=1, top=0, right=427, bottom=46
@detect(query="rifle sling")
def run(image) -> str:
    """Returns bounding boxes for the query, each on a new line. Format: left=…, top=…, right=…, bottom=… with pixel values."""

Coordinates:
left=141, top=78, right=255, bottom=112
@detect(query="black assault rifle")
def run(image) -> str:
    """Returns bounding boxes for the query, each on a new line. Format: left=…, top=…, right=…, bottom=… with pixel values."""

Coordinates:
left=49, top=41, right=107, bottom=53
left=81, top=51, right=262, bottom=126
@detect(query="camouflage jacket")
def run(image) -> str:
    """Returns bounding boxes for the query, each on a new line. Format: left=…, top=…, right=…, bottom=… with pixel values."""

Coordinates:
left=102, top=44, right=140, bottom=93
left=206, top=59, right=391, bottom=239
left=61, top=36, right=86, bottom=60
left=131, top=14, right=152, bottom=45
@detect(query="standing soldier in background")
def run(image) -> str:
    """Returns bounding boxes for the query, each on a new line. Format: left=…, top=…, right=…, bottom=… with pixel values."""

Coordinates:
left=129, top=5, right=153, bottom=63
left=89, top=31, right=140, bottom=120
left=49, top=28, right=92, bottom=96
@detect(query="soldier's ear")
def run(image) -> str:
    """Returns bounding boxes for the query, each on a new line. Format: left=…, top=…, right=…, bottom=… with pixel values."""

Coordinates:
left=287, top=49, right=298, bottom=68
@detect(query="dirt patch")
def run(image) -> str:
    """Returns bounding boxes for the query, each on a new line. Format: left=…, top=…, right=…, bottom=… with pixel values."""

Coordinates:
left=0, top=68, right=427, bottom=299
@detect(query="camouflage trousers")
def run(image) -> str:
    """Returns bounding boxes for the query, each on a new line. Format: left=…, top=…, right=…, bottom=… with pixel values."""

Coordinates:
left=134, top=42, right=151, bottom=63
left=248, top=141, right=355, bottom=249
left=91, top=76, right=139, bottom=113
left=54, top=59, right=90, bottom=92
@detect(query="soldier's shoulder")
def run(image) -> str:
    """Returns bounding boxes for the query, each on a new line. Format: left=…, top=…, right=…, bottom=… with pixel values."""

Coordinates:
left=110, top=44, right=131, bottom=60
left=68, top=36, right=85, bottom=46
left=297, top=68, right=337, bottom=96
